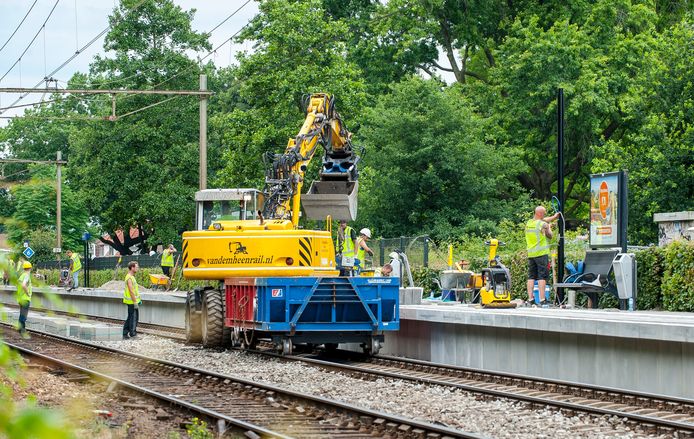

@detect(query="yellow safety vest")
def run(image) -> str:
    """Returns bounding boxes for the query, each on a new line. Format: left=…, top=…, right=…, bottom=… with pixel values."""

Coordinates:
left=356, top=237, right=366, bottom=262
left=17, top=271, right=32, bottom=304
left=341, top=226, right=355, bottom=258
left=161, top=249, right=174, bottom=267
left=71, top=253, right=82, bottom=272
left=525, top=219, right=550, bottom=258
left=123, top=273, right=141, bottom=305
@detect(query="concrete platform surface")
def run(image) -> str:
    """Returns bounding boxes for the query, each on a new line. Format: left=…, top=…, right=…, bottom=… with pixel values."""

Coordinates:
left=0, top=286, right=186, bottom=328
left=387, top=303, right=694, bottom=398
left=401, top=304, right=694, bottom=343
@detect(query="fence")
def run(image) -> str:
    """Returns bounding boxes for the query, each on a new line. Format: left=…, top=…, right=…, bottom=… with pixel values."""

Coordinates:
left=33, top=236, right=434, bottom=271
left=33, top=253, right=164, bottom=271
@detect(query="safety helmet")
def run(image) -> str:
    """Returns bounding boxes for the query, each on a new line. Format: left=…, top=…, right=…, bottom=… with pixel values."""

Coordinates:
left=389, top=251, right=400, bottom=260
left=23, top=261, right=32, bottom=269
left=359, top=228, right=372, bottom=238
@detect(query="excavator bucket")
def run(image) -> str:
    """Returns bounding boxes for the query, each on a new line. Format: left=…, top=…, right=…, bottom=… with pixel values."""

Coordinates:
left=302, top=180, right=358, bottom=221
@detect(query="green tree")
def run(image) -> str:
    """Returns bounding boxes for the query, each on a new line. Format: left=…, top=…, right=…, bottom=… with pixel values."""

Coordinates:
left=480, top=0, right=660, bottom=222
left=67, top=0, right=211, bottom=253
left=357, top=76, right=528, bottom=239
left=4, top=170, right=88, bottom=255
left=593, top=15, right=694, bottom=243
left=212, top=0, right=367, bottom=191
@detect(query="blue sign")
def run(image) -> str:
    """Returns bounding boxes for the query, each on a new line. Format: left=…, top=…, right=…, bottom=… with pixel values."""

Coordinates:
left=82, top=232, right=91, bottom=241
left=23, top=247, right=35, bottom=259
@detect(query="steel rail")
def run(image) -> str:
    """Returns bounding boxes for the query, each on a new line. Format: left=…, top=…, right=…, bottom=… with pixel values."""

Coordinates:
left=244, top=346, right=694, bottom=436
left=0, top=325, right=481, bottom=439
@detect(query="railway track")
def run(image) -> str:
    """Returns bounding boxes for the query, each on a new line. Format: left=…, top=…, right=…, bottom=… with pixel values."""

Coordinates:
left=0, top=325, right=478, bottom=439
left=245, top=345, right=694, bottom=437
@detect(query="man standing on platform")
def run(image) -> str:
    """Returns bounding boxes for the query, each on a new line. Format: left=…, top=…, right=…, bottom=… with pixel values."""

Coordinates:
left=16, top=261, right=33, bottom=334
left=123, top=261, right=141, bottom=340
left=66, top=250, right=82, bottom=291
left=160, top=244, right=176, bottom=277
left=525, top=206, right=559, bottom=306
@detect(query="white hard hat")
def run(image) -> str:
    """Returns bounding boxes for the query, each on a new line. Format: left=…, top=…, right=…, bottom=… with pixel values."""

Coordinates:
left=360, top=228, right=372, bottom=238
left=389, top=251, right=400, bottom=260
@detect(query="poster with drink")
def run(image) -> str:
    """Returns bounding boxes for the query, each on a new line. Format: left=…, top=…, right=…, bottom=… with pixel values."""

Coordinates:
left=590, top=173, right=619, bottom=247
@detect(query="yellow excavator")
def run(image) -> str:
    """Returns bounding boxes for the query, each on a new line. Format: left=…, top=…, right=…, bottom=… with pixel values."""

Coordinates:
left=182, top=93, right=359, bottom=279
left=181, top=94, right=398, bottom=354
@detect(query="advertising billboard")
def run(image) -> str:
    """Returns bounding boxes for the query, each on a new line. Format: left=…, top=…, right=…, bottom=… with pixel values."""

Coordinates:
left=590, top=172, right=621, bottom=247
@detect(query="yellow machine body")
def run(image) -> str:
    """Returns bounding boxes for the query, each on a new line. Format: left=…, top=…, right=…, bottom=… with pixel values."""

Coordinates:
left=182, top=219, right=339, bottom=279
left=478, top=239, right=516, bottom=308
left=181, top=93, right=359, bottom=281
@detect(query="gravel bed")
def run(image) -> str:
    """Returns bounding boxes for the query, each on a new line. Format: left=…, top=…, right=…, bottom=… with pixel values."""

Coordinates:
left=91, top=335, right=668, bottom=438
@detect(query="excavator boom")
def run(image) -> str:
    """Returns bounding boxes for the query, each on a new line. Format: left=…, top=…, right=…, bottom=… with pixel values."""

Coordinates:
left=262, top=93, right=359, bottom=225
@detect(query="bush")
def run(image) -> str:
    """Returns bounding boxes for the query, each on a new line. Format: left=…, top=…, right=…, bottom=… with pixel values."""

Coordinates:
left=634, top=246, right=665, bottom=310
left=37, top=268, right=210, bottom=292
left=661, top=241, right=694, bottom=312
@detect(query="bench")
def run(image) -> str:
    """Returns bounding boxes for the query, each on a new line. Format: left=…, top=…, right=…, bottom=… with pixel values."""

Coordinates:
left=555, top=249, right=619, bottom=308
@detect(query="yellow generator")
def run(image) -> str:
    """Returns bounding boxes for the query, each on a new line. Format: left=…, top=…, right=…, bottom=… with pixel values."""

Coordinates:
left=478, top=239, right=516, bottom=309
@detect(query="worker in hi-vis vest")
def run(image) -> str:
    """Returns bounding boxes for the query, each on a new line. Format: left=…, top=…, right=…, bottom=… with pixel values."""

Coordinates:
left=17, top=261, right=33, bottom=334
left=161, top=244, right=176, bottom=277
left=525, top=206, right=559, bottom=306
left=355, top=228, right=374, bottom=273
left=66, top=250, right=82, bottom=291
left=336, top=220, right=357, bottom=277
left=122, top=261, right=142, bottom=339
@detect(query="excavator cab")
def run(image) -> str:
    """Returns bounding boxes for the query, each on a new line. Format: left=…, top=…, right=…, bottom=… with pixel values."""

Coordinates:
left=195, top=189, right=264, bottom=231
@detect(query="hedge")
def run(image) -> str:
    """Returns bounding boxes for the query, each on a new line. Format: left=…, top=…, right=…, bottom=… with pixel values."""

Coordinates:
left=412, top=240, right=694, bottom=311
left=36, top=267, right=210, bottom=292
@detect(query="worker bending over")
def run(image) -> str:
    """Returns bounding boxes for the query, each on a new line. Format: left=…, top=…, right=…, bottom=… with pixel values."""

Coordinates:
left=525, top=206, right=559, bottom=306
left=16, top=261, right=32, bottom=334
left=356, top=228, right=374, bottom=272
left=66, top=250, right=81, bottom=291
left=123, top=261, right=142, bottom=339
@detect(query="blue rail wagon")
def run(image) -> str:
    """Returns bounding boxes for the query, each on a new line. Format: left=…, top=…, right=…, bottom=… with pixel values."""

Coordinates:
left=224, top=276, right=399, bottom=355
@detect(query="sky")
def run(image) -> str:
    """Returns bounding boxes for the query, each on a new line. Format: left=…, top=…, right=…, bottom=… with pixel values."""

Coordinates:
left=0, top=0, right=260, bottom=123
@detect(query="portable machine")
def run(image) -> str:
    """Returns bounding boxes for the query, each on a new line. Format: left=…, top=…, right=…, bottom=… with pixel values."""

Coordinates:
left=182, top=93, right=399, bottom=355
left=478, top=239, right=516, bottom=308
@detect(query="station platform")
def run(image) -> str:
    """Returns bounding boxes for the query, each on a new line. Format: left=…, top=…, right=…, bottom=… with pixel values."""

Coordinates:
left=383, top=303, right=694, bottom=398
left=0, top=286, right=186, bottom=329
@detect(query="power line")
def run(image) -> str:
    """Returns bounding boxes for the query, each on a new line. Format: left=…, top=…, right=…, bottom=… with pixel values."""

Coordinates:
left=0, top=0, right=148, bottom=116
left=128, top=22, right=250, bottom=97
left=91, top=1, right=253, bottom=91
left=0, top=0, right=39, bottom=54
left=207, top=0, right=251, bottom=35
left=0, top=0, right=61, bottom=84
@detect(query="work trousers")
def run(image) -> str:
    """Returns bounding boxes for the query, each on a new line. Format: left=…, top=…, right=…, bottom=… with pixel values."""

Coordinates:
left=72, top=270, right=80, bottom=289
left=123, top=304, right=139, bottom=337
left=18, top=302, right=30, bottom=332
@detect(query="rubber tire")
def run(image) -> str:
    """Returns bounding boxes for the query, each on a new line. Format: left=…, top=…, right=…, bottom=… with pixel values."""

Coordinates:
left=185, top=290, right=202, bottom=344
left=201, top=289, right=225, bottom=348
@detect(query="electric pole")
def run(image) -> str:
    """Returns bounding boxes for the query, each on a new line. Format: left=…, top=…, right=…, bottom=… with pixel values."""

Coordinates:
left=56, top=151, right=62, bottom=250
left=199, top=74, right=208, bottom=190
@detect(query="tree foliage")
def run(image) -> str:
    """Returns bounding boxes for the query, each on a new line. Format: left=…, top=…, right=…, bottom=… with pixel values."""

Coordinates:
left=4, top=169, right=88, bottom=254
left=0, top=0, right=691, bottom=249
left=65, top=0, right=211, bottom=254
left=211, top=0, right=367, bottom=190
left=357, top=77, right=528, bottom=239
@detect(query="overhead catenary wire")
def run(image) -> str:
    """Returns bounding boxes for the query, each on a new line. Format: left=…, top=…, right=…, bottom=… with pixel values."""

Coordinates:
left=120, top=2, right=253, bottom=99
left=0, top=0, right=61, bottom=84
left=0, top=0, right=148, bottom=116
left=69, top=1, right=253, bottom=90
left=0, top=0, right=39, bottom=54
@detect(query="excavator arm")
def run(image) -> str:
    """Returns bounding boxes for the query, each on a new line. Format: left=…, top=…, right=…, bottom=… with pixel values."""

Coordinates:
left=262, top=93, right=359, bottom=226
